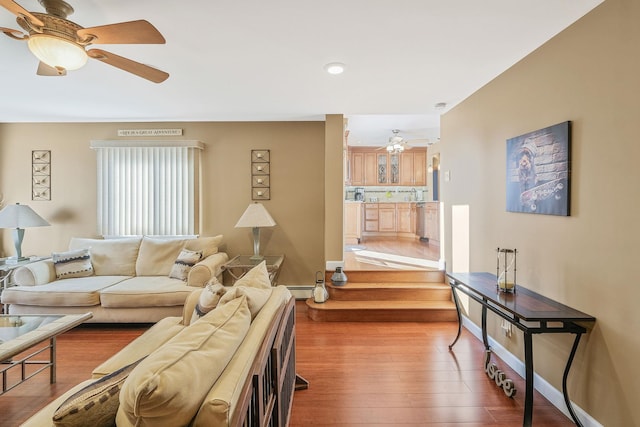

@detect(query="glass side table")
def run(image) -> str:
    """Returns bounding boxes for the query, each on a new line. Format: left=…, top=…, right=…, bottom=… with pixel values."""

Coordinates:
left=222, top=255, right=285, bottom=286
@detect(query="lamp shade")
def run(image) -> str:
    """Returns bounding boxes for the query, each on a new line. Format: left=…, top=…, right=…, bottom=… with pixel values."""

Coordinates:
left=0, top=203, right=50, bottom=228
left=234, top=203, right=276, bottom=228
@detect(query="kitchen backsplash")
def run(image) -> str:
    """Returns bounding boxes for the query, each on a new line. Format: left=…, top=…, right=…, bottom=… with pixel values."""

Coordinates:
left=345, top=186, right=428, bottom=202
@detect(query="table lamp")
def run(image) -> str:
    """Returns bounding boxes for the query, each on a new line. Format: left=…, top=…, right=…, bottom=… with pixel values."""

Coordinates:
left=235, top=202, right=276, bottom=261
left=0, top=203, right=50, bottom=261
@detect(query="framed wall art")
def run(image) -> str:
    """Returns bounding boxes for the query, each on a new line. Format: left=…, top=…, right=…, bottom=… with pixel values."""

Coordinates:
left=506, top=121, right=571, bottom=216
left=32, top=150, right=51, bottom=201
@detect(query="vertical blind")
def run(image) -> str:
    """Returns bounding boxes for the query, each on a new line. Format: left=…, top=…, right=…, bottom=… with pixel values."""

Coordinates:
left=92, top=141, right=203, bottom=236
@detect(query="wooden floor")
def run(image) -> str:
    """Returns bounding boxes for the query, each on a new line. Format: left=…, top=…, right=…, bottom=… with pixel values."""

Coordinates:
left=0, top=305, right=575, bottom=426
left=344, top=237, right=441, bottom=271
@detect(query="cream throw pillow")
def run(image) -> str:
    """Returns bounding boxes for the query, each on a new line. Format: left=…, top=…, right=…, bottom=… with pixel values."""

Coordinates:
left=217, top=261, right=272, bottom=319
left=69, top=237, right=141, bottom=276
left=135, top=237, right=188, bottom=276
left=184, top=235, right=223, bottom=258
left=117, top=296, right=251, bottom=427
left=190, top=279, right=226, bottom=325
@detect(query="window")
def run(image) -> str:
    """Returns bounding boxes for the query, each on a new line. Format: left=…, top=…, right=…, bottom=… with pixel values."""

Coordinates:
left=91, top=140, right=203, bottom=236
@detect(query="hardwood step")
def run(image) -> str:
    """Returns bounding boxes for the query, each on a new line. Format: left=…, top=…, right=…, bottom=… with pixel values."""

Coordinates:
left=327, top=282, right=452, bottom=302
left=325, top=269, right=444, bottom=284
left=305, top=299, right=458, bottom=322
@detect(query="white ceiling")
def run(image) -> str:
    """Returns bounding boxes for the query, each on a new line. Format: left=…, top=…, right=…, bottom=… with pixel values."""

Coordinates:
left=0, top=0, right=602, bottom=145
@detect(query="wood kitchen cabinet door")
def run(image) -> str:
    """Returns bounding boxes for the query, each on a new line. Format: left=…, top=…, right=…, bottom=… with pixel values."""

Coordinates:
left=396, top=203, right=414, bottom=233
left=344, top=202, right=362, bottom=244
left=364, top=203, right=379, bottom=231
left=379, top=206, right=396, bottom=232
left=350, top=151, right=364, bottom=185
left=413, top=150, right=427, bottom=186
left=364, top=152, right=378, bottom=186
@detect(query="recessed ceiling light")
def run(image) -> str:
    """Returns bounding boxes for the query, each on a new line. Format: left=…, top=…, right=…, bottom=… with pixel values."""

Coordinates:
left=324, top=62, right=345, bottom=75
left=434, top=102, right=447, bottom=111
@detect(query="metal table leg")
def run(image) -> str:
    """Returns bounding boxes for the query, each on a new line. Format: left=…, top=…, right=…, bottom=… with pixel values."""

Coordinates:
left=523, top=331, right=534, bottom=427
left=563, top=333, right=584, bottom=427
left=448, top=285, right=463, bottom=350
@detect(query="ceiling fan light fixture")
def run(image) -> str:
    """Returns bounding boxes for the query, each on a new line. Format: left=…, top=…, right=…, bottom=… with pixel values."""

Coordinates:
left=27, top=34, right=87, bottom=70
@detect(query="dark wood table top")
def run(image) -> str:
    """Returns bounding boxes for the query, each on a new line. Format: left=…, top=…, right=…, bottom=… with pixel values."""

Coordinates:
left=447, top=272, right=595, bottom=323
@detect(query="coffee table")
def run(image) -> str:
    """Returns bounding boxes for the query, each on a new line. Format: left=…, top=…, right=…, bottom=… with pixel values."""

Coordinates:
left=0, top=313, right=93, bottom=395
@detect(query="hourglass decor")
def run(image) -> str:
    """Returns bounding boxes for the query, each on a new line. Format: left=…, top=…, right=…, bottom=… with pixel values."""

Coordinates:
left=496, top=248, right=517, bottom=293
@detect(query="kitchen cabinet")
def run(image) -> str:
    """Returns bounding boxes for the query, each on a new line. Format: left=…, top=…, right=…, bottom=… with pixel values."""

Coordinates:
left=400, top=151, right=427, bottom=186
left=364, top=203, right=379, bottom=232
left=349, top=151, right=364, bottom=185
left=396, top=203, right=415, bottom=233
left=344, top=202, right=362, bottom=244
left=363, top=152, right=377, bottom=185
left=349, top=147, right=426, bottom=186
left=425, top=202, right=440, bottom=243
left=378, top=204, right=396, bottom=232
left=362, top=202, right=417, bottom=237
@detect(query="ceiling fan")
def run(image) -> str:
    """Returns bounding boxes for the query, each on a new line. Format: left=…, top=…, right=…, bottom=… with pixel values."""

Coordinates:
left=382, top=129, right=432, bottom=153
left=0, top=0, right=169, bottom=83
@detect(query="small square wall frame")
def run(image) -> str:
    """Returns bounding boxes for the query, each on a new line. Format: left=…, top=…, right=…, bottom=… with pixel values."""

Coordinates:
left=251, top=149, right=270, bottom=200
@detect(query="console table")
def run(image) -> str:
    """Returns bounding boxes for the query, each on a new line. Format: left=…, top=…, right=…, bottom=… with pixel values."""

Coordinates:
left=447, top=272, right=595, bottom=427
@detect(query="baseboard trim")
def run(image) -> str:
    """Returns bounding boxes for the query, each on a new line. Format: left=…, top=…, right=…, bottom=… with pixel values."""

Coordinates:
left=461, top=316, right=602, bottom=427
left=285, top=285, right=312, bottom=300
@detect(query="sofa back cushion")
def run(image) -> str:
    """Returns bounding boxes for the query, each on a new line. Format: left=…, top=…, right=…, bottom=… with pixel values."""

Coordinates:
left=135, top=237, right=188, bottom=276
left=117, top=295, right=251, bottom=427
left=69, top=237, right=142, bottom=276
left=184, top=235, right=223, bottom=258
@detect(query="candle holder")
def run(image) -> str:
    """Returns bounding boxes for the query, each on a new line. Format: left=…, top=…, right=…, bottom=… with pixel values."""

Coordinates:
left=496, top=248, right=517, bottom=293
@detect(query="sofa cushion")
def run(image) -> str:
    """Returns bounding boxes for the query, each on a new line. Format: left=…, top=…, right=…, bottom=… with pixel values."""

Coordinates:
left=117, top=295, right=251, bottom=427
left=135, top=237, right=188, bottom=276
left=1, top=276, right=130, bottom=306
left=99, top=276, right=195, bottom=308
left=169, top=249, right=202, bottom=281
left=192, top=286, right=292, bottom=427
left=92, top=317, right=185, bottom=379
left=52, top=248, right=94, bottom=279
left=190, top=280, right=226, bottom=325
left=69, top=237, right=141, bottom=276
left=52, top=358, right=144, bottom=427
left=184, top=235, right=223, bottom=258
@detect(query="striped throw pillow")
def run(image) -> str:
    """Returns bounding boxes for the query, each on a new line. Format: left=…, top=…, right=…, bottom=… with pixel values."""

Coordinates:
left=52, top=248, right=94, bottom=279
left=169, top=249, right=203, bottom=281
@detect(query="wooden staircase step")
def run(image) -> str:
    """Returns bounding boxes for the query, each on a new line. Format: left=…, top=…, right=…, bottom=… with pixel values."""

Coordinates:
left=305, top=299, right=458, bottom=322
left=327, top=282, right=452, bottom=301
left=325, top=269, right=444, bottom=284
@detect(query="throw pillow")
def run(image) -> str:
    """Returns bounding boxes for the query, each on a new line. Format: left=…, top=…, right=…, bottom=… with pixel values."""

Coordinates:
left=184, top=235, right=223, bottom=258
left=136, top=237, right=188, bottom=276
left=233, top=260, right=272, bottom=290
left=190, top=278, right=226, bottom=325
left=218, top=285, right=272, bottom=320
left=52, top=358, right=144, bottom=427
left=169, top=249, right=203, bottom=281
left=117, top=296, right=251, bottom=427
left=52, top=248, right=94, bottom=279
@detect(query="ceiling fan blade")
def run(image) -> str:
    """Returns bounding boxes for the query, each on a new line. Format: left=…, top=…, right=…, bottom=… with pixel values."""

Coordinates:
left=0, top=0, right=44, bottom=27
left=78, top=20, right=166, bottom=44
left=0, top=26, right=27, bottom=40
left=87, top=48, right=169, bottom=83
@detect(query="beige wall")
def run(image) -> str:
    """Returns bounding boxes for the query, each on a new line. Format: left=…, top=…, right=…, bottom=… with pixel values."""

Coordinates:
left=440, top=0, right=639, bottom=425
left=0, top=120, right=340, bottom=286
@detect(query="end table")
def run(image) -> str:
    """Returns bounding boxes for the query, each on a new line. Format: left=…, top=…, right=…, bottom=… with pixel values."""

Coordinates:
left=222, top=255, right=285, bottom=286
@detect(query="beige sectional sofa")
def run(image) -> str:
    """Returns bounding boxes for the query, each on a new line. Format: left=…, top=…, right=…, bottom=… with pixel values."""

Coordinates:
left=21, top=263, right=298, bottom=427
left=2, top=235, right=229, bottom=323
